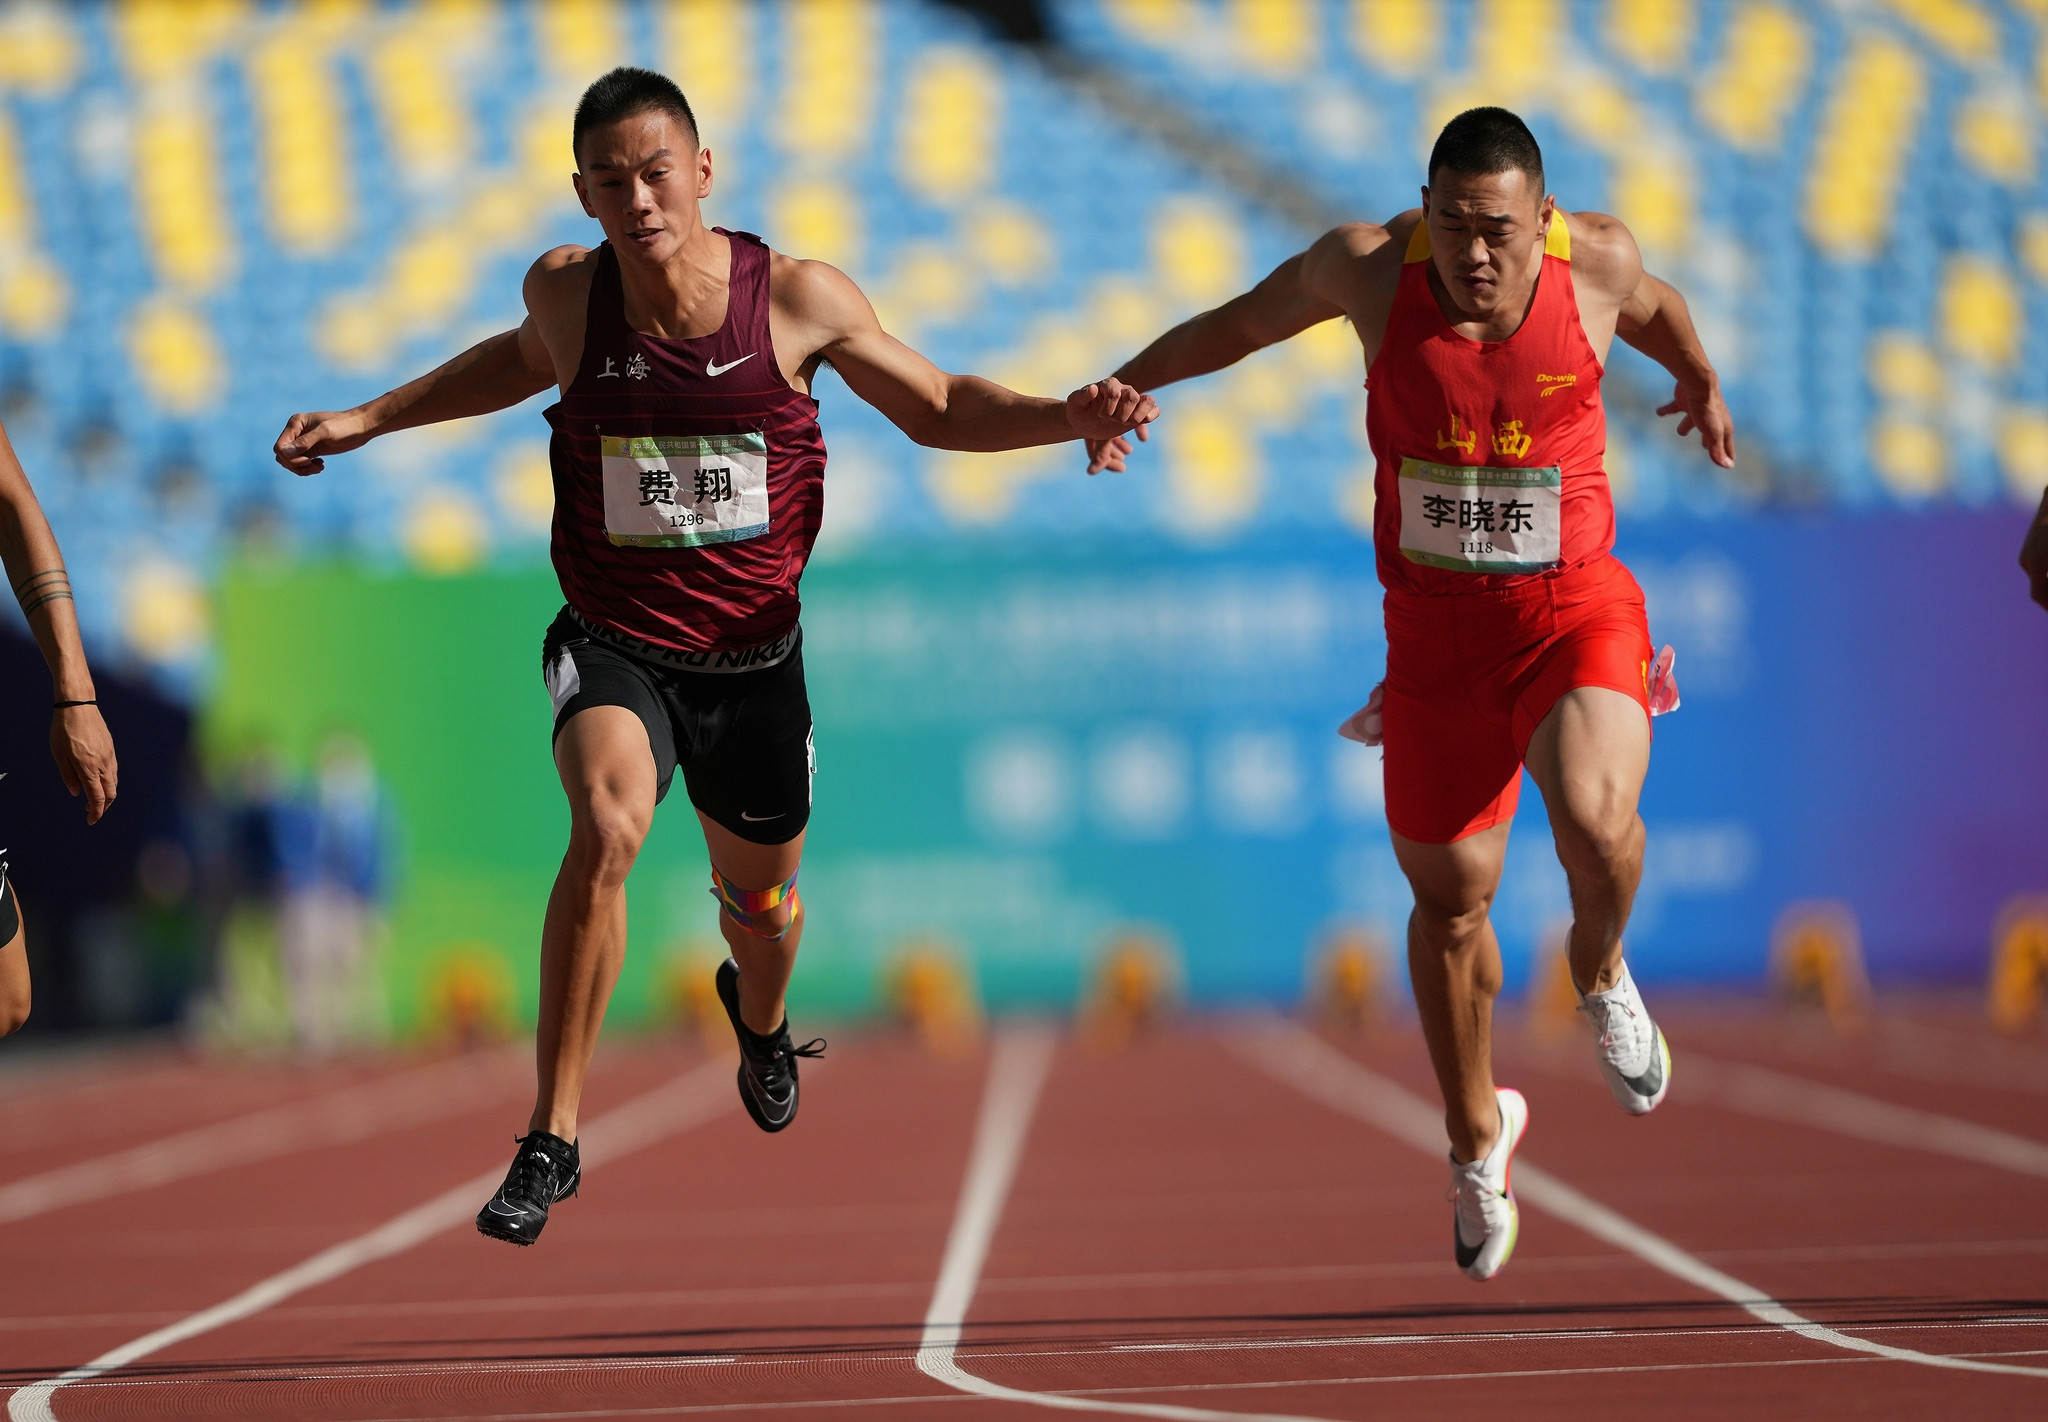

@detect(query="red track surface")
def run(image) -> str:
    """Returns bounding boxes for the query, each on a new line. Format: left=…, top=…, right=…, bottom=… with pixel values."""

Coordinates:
left=4, top=1002, right=2046, bottom=1419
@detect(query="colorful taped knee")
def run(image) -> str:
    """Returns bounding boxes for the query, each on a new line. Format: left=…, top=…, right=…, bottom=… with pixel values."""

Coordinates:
left=709, top=865, right=800, bottom=941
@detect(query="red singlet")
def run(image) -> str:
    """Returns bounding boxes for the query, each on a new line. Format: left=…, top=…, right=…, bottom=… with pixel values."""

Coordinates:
left=547, top=231, right=827, bottom=653
left=1364, top=216, right=1651, bottom=844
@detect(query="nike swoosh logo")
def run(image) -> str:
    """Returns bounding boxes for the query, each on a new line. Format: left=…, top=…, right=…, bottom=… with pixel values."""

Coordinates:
left=706, top=353, right=755, bottom=377
left=1620, top=1030, right=1666, bottom=1098
left=486, top=1200, right=522, bottom=1217
left=739, top=811, right=783, bottom=822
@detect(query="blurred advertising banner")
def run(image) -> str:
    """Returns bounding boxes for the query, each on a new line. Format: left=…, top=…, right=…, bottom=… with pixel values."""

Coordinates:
left=207, top=510, right=2048, bottom=1033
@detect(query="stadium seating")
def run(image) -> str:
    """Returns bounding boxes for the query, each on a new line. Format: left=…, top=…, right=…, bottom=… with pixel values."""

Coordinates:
left=0, top=0, right=2042, bottom=683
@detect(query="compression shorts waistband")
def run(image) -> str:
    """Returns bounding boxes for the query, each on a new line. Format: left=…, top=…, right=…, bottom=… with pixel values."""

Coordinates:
left=569, top=608, right=800, bottom=675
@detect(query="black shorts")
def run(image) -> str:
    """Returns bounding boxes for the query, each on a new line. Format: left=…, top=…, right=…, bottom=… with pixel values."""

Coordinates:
left=541, top=608, right=814, bottom=845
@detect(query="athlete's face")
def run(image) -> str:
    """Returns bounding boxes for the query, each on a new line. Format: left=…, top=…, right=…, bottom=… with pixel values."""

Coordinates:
left=573, top=110, right=714, bottom=264
left=1420, top=169, right=1555, bottom=316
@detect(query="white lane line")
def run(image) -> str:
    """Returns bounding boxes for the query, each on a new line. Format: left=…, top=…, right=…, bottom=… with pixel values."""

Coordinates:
left=6, top=1058, right=735, bottom=1422
left=1682, top=1052, right=2048, bottom=1180
left=915, top=1025, right=1349, bottom=1422
left=1235, top=1022, right=2048, bottom=1382
left=0, top=1046, right=529, bottom=1225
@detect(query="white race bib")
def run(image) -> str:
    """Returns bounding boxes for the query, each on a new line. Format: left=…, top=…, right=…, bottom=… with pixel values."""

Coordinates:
left=601, top=432, right=769, bottom=548
left=1396, top=458, right=1562, bottom=574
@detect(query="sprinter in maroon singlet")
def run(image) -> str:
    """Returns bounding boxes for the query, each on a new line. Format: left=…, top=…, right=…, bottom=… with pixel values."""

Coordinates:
left=1086, top=109, right=1733, bottom=1281
left=275, top=68, right=1156, bottom=1246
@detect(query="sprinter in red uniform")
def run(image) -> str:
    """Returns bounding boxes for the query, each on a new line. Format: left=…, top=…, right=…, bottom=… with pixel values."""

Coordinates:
left=1088, top=108, right=1733, bottom=1280
left=274, top=68, right=1156, bottom=1246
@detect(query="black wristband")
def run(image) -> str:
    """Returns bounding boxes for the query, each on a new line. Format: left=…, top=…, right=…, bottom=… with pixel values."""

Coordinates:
left=53, top=699, right=96, bottom=708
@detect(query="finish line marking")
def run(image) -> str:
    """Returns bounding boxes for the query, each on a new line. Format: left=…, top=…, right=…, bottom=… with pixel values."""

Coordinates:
left=7, top=1059, right=736, bottom=1422
left=916, top=1025, right=1349, bottom=1422
left=1234, top=1021, right=2048, bottom=1383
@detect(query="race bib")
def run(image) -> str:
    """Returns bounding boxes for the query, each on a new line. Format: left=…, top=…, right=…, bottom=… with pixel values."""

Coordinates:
left=601, top=432, right=769, bottom=548
left=1397, top=458, right=1562, bottom=574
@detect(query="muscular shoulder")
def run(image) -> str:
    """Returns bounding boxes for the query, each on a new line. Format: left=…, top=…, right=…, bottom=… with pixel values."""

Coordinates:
left=1558, top=210, right=1643, bottom=300
left=1302, top=216, right=1407, bottom=304
left=523, top=245, right=598, bottom=319
left=768, top=250, right=875, bottom=339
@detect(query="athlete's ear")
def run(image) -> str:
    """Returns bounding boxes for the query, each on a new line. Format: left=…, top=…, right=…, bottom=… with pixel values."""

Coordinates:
left=1537, top=191, right=1556, bottom=234
left=572, top=170, right=596, bottom=220
left=696, top=147, right=714, bottom=201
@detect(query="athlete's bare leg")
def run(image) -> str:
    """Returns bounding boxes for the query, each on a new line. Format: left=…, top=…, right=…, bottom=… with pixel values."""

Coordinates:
left=698, top=813, right=804, bottom=1036
left=1394, top=821, right=1512, bottom=1164
left=1523, top=686, right=1651, bottom=996
left=0, top=910, right=29, bottom=1037
left=531, top=706, right=657, bottom=1141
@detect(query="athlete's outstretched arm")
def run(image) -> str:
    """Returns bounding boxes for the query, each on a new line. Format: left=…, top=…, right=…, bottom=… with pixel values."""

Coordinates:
left=0, top=418, right=116, bottom=823
left=1088, top=226, right=1371, bottom=473
left=1609, top=263, right=1735, bottom=470
left=273, top=321, right=555, bottom=476
left=780, top=260, right=1157, bottom=450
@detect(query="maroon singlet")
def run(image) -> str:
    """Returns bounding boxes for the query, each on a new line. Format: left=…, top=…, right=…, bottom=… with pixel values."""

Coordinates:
left=546, top=230, right=827, bottom=653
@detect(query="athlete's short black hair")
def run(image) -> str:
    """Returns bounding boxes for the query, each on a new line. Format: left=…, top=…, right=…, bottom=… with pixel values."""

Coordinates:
left=1427, top=107, right=1545, bottom=194
left=572, top=66, right=700, bottom=166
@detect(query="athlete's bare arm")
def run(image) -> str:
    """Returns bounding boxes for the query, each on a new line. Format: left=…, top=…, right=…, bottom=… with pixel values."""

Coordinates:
left=1567, top=212, right=1735, bottom=470
left=0, top=418, right=116, bottom=822
left=767, top=255, right=1156, bottom=450
left=1088, top=221, right=1408, bottom=473
left=271, top=251, right=577, bottom=476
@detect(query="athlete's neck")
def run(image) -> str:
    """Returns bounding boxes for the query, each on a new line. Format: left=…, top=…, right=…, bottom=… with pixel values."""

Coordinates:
left=614, top=218, right=731, bottom=342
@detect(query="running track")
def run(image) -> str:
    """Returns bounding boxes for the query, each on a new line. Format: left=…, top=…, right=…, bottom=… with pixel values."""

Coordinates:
left=3, top=1002, right=2046, bottom=1419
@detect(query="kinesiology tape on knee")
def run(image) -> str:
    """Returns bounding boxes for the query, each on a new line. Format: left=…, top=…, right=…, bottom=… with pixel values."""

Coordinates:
left=709, top=866, right=800, bottom=940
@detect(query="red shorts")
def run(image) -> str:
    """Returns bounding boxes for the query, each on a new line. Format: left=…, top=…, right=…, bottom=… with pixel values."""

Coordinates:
left=1381, top=555, right=1652, bottom=844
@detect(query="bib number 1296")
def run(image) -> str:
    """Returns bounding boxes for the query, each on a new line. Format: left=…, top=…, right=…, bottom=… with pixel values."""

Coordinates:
left=601, top=432, right=770, bottom=548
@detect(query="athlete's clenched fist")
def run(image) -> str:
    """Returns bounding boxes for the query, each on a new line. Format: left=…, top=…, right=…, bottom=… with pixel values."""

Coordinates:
left=1065, top=377, right=1158, bottom=452
left=273, top=408, right=373, bottom=476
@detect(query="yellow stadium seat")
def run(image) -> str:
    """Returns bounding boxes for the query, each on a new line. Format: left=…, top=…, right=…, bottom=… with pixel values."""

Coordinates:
left=1606, top=0, right=1693, bottom=73
left=1086, top=275, right=1164, bottom=352
left=1955, top=91, right=2033, bottom=187
left=870, top=241, right=977, bottom=335
left=966, top=203, right=1052, bottom=288
left=776, top=0, right=876, bottom=161
left=405, top=488, right=489, bottom=575
left=1611, top=147, right=1692, bottom=259
left=1351, top=0, right=1438, bottom=77
left=535, top=0, right=627, bottom=88
left=925, top=445, right=1055, bottom=525
left=1286, top=316, right=1365, bottom=387
left=1869, top=414, right=1948, bottom=499
left=0, top=251, right=68, bottom=340
left=1885, top=0, right=1996, bottom=64
left=316, top=294, right=394, bottom=372
left=663, top=0, right=753, bottom=132
left=0, top=111, right=32, bottom=251
left=1166, top=405, right=1262, bottom=536
left=1107, top=0, right=1195, bottom=46
left=0, top=4, right=82, bottom=92
left=1804, top=37, right=1924, bottom=260
left=1228, top=0, right=1315, bottom=75
left=369, top=13, right=479, bottom=185
left=1477, top=0, right=1561, bottom=95
left=131, top=91, right=236, bottom=291
left=1940, top=255, right=2022, bottom=368
left=247, top=28, right=353, bottom=253
left=899, top=47, right=1000, bottom=204
left=122, top=559, right=210, bottom=665
left=1558, top=74, right=1639, bottom=153
left=1151, top=198, right=1245, bottom=310
left=1335, top=466, right=1376, bottom=537
left=771, top=178, right=863, bottom=271
left=1696, top=4, right=1811, bottom=152
left=1998, top=408, right=2048, bottom=502
left=495, top=443, right=557, bottom=533
left=1867, top=331, right=1945, bottom=405
left=2021, top=213, right=2048, bottom=285
left=129, top=299, right=224, bottom=414
left=115, top=0, right=247, bottom=83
